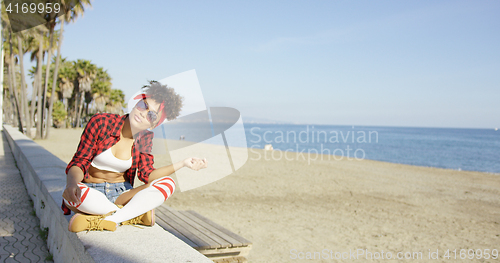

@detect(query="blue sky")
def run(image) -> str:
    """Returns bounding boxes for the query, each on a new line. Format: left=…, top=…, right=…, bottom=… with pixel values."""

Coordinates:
left=42, top=0, right=500, bottom=128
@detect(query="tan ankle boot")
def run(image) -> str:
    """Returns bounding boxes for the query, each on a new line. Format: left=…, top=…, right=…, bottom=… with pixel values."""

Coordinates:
left=121, top=209, right=155, bottom=227
left=68, top=212, right=117, bottom=233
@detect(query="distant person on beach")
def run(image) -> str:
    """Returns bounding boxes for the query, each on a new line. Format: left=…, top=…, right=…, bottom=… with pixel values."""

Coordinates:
left=62, top=81, right=208, bottom=232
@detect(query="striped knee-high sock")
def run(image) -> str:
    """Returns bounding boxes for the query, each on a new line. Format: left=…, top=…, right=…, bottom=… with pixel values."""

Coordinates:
left=63, top=182, right=121, bottom=215
left=105, top=177, right=175, bottom=224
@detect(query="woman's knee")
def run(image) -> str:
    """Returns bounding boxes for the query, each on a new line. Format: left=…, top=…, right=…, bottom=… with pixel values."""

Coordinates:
left=64, top=183, right=89, bottom=208
left=150, top=176, right=176, bottom=201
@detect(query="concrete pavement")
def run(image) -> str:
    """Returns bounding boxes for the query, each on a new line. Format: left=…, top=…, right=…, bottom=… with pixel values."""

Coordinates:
left=0, top=131, right=52, bottom=263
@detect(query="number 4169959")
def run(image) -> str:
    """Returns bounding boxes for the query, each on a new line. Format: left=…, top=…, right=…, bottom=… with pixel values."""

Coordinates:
left=444, top=249, right=498, bottom=260
left=5, top=3, right=61, bottom=14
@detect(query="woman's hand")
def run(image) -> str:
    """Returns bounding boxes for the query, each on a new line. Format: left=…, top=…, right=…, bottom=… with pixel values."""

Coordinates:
left=64, top=166, right=85, bottom=204
left=183, top=157, right=208, bottom=171
left=62, top=182, right=82, bottom=205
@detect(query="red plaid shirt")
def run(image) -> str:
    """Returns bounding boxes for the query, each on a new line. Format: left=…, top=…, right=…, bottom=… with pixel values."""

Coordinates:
left=66, top=113, right=155, bottom=185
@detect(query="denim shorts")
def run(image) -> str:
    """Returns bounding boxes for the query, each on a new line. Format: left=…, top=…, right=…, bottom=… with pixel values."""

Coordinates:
left=83, top=181, right=133, bottom=203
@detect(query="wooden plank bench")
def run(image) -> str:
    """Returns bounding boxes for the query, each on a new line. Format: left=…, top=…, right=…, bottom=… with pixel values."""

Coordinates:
left=155, top=205, right=252, bottom=263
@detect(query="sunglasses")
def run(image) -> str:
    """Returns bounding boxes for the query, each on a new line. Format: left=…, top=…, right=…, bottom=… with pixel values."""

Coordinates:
left=135, top=99, right=159, bottom=124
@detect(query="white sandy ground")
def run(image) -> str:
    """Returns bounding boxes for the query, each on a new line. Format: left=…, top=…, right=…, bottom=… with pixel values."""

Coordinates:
left=35, top=128, right=500, bottom=263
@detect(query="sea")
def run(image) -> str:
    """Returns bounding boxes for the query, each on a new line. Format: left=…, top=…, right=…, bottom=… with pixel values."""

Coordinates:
left=243, top=123, right=500, bottom=174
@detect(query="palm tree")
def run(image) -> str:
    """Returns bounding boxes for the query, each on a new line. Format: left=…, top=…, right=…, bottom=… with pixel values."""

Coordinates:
left=40, top=29, right=60, bottom=137
left=57, top=58, right=76, bottom=115
left=1, top=20, right=16, bottom=127
left=107, top=89, right=126, bottom=115
left=1, top=0, right=43, bottom=130
left=26, top=34, right=40, bottom=130
left=74, top=59, right=96, bottom=128
left=2, top=1, right=49, bottom=135
left=51, top=100, right=67, bottom=128
left=34, top=30, right=46, bottom=139
left=91, top=67, right=112, bottom=113
left=7, top=29, right=24, bottom=132
left=2, top=46, right=18, bottom=127
left=15, top=29, right=38, bottom=137
left=2, top=0, right=91, bottom=136
left=45, top=0, right=91, bottom=138
left=1, top=5, right=23, bottom=132
left=28, top=58, right=125, bottom=129
left=24, top=26, right=55, bottom=139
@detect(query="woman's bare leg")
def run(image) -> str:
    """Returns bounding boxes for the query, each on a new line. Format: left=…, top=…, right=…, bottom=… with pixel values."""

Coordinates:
left=114, top=183, right=150, bottom=206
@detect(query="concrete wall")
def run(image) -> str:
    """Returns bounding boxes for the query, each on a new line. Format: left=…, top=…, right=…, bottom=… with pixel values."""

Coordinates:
left=3, top=125, right=212, bottom=263
left=3, top=125, right=95, bottom=263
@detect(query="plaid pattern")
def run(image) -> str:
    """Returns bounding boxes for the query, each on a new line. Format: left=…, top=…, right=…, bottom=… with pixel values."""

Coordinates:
left=66, top=113, right=155, bottom=185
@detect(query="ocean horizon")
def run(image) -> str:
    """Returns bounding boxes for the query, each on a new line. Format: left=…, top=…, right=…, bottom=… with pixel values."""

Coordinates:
left=243, top=123, right=500, bottom=174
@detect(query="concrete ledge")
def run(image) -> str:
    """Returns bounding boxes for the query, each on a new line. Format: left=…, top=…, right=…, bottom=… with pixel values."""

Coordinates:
left=3, top=125, right=212, bottom=263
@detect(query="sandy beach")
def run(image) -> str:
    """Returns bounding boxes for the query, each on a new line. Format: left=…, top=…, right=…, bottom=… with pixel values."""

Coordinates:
left=35, top=128, right=500, bottom=262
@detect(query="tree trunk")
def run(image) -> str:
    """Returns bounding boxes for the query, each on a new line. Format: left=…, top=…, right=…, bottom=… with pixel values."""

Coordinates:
left=76, top=91, right=84, bottom=128
left=3, top=81, right=13, bottom=124
left=85, top=99, right=89, bottom=115
left=42, top=25, right=55, bottom=138
left=46, top=20, right=64, bottom=138
left=35, top=34, right=44, bottom=139
left=8, top=32, right=24, bottom=133
left=30, top=62, right=39, bottom=129
left=8, top=56, right=23, bottom=132
left=4, top=59, right=16, bottom=126
left=17, top=35, right=31, bottom=137
left=72, top=90, right=79, bottom=127
left=63, top=97, right=68, bottom=113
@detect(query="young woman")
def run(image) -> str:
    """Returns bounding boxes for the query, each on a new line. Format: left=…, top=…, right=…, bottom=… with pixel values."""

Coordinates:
left=62, top=81, right=207, bottom=232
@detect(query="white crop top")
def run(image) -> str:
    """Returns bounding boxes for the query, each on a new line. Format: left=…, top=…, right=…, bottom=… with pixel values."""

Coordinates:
left=91, top=147, right=132, bottom=173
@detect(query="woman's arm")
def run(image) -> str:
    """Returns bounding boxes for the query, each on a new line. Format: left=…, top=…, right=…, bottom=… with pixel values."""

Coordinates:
left=147, top=157, right=208, bottom=183
left=65, top=114, right=103, bottom=177
left=63, top=114, right=104, bottom=204
left=62, top=166, right=85, bottom=204
left=136, top=131, right=208, bottom=184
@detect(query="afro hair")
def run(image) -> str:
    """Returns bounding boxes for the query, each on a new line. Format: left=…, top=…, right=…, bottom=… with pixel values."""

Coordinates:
left=142, top=80, right=183, bottom=121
